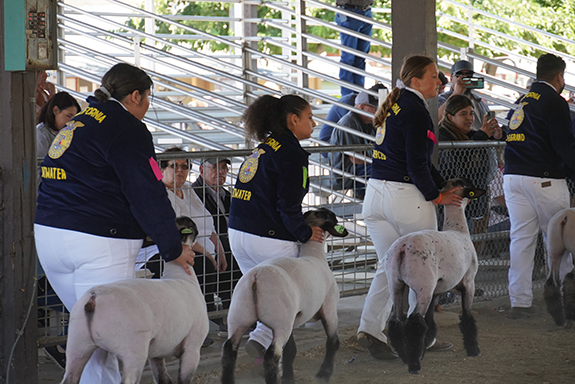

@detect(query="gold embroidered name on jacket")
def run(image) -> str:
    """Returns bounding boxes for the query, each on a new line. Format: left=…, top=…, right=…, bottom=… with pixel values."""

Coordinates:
left=232, top=188, right=252, bottom=201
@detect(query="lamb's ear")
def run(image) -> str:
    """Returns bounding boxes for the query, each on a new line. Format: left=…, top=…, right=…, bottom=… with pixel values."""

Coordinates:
left=462, top=188, right=486, bottom=199
left=324, top=223, right=349, bottom=238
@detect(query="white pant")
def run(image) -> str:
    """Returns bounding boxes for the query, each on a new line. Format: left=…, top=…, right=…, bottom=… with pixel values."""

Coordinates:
left=358, top=179, right=438, bottom=343
left=504, top=175, right=574, bottom=308
left=228, top=228, right=299, bottom=349
left=35, top=224, right=143, bottom=384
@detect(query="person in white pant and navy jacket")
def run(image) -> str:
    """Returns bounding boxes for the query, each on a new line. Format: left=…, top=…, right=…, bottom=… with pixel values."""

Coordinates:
left=504, top=53, right=575, bottom=319
left=35, top=63, right=195, bottom=384
left=356, top=55, right=463, bottom=360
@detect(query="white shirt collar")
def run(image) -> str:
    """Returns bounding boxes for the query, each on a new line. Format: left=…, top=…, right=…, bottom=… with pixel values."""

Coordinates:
left=405, top=87, right=428, bottom=107
left=108, top=97, right=129, bottom=112
left=538, top=81, right=558, bottom=93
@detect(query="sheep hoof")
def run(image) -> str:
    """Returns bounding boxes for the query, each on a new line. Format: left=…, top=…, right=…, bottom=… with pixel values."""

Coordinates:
left=467, top=349, right=481, bottom=357
left=409, top=368, right=420, bottom=375
left=565, top=320, right=573, bottom=329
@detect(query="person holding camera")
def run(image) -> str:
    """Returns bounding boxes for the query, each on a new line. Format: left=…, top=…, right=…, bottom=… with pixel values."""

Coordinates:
left=438, top=60, right=492, bottom=131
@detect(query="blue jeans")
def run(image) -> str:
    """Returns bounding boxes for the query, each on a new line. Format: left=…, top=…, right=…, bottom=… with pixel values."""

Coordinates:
left=335, top=8, right=373, bottom=95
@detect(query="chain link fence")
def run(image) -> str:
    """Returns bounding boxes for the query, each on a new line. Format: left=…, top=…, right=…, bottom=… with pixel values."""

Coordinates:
left=37, top=142, right=566, bottom=347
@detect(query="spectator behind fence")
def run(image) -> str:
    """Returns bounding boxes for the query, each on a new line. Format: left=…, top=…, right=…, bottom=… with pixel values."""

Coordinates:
left=329, top=90, right=378, bottom=199
left=438, top=60, right=490, bottom=131
left=192, top=157, right=242, bottom=313
left=37, top=92, right=81, bottom=160
left=34, top=63, right=195, bottom=383
left=143, top=148, right=227, bottom=292
left=36, top=70, right=56, bottom=119
left=438, top=71, right=448, bottom=95
left=335, top=0, right=374, bottom=95
left=319, top=83, right=387, bottom=144
left=503, top=53, right=575, bottom=319
left=228, top=94, right=324, bottom=360
left=437, top=94, right=501, bottom=247
left=357, top=55, right=462, bottom=360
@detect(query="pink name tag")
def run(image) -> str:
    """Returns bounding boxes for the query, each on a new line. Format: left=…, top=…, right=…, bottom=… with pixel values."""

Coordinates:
left=149, top=157, right=163, bottom=180
left=427, top=130, right=437, bottom=144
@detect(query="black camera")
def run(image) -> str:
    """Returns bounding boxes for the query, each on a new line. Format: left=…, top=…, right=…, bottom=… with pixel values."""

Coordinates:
left=462, top=77, right=484, bottom=89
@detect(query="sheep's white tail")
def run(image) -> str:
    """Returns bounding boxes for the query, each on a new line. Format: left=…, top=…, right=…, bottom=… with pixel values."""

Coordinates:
left=547, top=210, right=575, bottom=266
left=84, top=292, right=97, bottom=344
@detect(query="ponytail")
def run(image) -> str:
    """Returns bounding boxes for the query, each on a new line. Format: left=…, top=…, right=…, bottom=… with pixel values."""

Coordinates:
left=95, top=63, right=152, bottom=103
left=374, top=87, right=401, bottom=127
left=242, top=94, right=309, bottom=142
left=373, top=55, right=435, bottom=128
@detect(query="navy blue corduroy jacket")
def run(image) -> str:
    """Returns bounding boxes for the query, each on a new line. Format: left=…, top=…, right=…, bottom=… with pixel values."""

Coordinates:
left=370, top=89, right=444, bottom=201
left=35, top=97, right=182, bottom=261
left=504, top=81, right=575, bottom=179
left=229, top=131, right=312, bottom=243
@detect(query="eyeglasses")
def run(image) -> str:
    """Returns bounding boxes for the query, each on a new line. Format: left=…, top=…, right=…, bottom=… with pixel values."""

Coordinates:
left=166, top=163, right=189, bottom=171
left=205, top=163, right=229, bottom=173
left=456, top=71, right=474, bottom=77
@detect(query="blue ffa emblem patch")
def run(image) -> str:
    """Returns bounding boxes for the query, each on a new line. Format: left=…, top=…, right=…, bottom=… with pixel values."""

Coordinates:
left=509, top=105, right=525, bottom=130
left=375, top=119, right=387, bottom=145
left=239, top=148, right=265, bottom=183
left=49, top=121, right=84, bottom=159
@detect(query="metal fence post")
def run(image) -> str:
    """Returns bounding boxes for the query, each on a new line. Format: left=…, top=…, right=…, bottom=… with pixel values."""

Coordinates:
left=294, top=0, right=309, bottom=94
left=241, top=2, right=258, bottom=106
left=467, top=4, right=475, bottom=51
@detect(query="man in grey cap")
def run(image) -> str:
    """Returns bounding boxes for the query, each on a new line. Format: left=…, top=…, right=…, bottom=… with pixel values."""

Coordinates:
left=329, top=90, right=377, bottom=199
left=438, top=60, right=491, bottom=131
left=192, top=157, right=240, bottom=314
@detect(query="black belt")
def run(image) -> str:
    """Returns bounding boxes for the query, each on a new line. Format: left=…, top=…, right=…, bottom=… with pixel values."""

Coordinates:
left=340, top=4, right=371, bottom=12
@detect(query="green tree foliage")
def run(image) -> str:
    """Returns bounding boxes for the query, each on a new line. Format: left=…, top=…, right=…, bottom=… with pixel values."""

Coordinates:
left=438, top=0, right=575, bottom=60
left=125, top=0, right=575, bottom=60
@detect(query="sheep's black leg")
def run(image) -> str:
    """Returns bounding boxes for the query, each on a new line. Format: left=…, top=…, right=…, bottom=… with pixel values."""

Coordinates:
left=388, top=284, right=407, bottom=364
left=281, top=333, right=297, bottom=384
left=263, top=343, right=280, bottom=384
left=423, top=296, right=437, bottom=352
left=221, top=339, right=238, bottom=384
left=544, top=275, right=565, bottom=326
left=316, top=332, right=339, bottom=382
left=404, top=313, right=427, bottom=374
left=562, top=270, right=575, bottom=328
left=458, top=284, right=480, bottom=357
left=388, top=314, right=406, bottom=364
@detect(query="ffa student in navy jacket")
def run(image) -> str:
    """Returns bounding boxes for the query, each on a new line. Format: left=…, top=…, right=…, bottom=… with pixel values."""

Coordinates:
left=228, top=94, right=324, bottom=358
left=35, top=63, right=194, bottom=383
left=357, top=55, right=463, bottom=359
left=504, top=53, right=575, bottom=318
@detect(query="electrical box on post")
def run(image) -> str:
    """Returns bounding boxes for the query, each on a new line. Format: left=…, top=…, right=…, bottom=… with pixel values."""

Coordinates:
left=4, top=0, right=57, bottom=71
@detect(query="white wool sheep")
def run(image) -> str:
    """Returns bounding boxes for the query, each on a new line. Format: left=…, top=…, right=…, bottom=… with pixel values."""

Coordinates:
left=221, top=208, right=349, bottom=384
left=62, top=217, right=208, bottom=384
left=385, top=179, right=484, bottom=374
left=544, top=208, right=575, bottom=328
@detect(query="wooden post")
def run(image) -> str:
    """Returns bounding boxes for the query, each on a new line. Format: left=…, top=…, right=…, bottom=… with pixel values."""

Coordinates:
left=1, top=0, right=40, bottom=382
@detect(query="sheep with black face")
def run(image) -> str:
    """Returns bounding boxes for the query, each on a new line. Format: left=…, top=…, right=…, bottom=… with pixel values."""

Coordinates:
left=385, top=179, right=484, bottom=374
left=221, top=208, right=348, bottom=384
left=62, top=217, right=207, bottom=384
